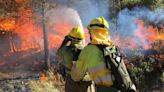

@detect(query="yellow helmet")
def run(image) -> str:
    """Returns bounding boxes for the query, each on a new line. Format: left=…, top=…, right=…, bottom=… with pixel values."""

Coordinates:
left=69, top=26, right=84, bottom=39
left=87, top=17, right=112, bottom=46
left=87, top=17, right=109, bottom=30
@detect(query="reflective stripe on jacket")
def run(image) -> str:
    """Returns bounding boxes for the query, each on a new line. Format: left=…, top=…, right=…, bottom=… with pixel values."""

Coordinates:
left=71, top=44, right=113, bottom=86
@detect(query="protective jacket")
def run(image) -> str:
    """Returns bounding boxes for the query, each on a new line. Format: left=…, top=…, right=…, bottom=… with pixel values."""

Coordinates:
left=57, top=42, right=94, bottom=92
left=57, top=45, right=83, bottom=74
left=71, top=44, right=114, bottom=86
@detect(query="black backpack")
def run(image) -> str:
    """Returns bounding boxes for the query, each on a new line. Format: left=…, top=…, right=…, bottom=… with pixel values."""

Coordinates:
left=97, top=45, right=136, bottom=92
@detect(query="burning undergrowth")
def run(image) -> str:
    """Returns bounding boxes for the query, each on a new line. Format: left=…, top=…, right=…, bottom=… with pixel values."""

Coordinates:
left=0, top=1, right=163, bottom=56
left=50, top=0, right=164, bottom=57
left=0, top=0, right=163, bottom=91
left=110, top=7, right=164, bottom=57
left=0, top=0, right=163, bottom=79
left=0, top=1, right=83, bottom=79
left=111, top=7, right=164, bottom=91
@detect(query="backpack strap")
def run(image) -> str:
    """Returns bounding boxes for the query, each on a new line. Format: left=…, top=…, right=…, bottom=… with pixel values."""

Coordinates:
left=96, top=45, right=110, bottom=69
left=96, top=45, right=137, bottom=92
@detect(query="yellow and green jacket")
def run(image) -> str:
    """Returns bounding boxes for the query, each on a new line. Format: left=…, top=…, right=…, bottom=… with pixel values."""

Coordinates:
left=57, top=45, right=84, bottom=73
left=71, top=44, right=114, bottom=86
left=57, top=46, right=73, bottom=71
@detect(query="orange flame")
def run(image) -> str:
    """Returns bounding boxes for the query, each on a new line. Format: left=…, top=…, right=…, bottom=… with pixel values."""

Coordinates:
left=15, top=0, right=25, bottom=3
left=0, top=0, right=76, bottom=53
left=50, top=20, right=74, bottom=48
left=135, top=19, right=164, bottom=43
left=112, top=19, right=164, bottom=50
left=112, top=34, right=140, bottom=49
left=41, top=72, right=48, bottom=81
left=0, top=18, right=15, bottom=31
left=0, top=16, right=74, bottom=53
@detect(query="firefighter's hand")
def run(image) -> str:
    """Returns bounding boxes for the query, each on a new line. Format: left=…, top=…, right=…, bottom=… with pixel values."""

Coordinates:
left=60, top=36, right=72, bottom=48
left=64, top=35, right=72, bottom=41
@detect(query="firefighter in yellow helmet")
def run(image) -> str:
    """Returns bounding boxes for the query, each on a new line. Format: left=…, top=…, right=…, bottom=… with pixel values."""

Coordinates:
left=70, top=17, right=115, bottom=92
left=56, top=26, right=93, bottom=92
left=71, top=17, right=137, bottom=92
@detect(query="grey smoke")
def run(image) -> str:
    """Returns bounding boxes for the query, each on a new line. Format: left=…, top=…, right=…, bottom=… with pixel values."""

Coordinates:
left=46, top=0, right=164, bottom=50
left=113, top=7, right=164, bottom=48
left=45, top=5, right=83, bottom=28
left=51, top=0, right=111, bottom=26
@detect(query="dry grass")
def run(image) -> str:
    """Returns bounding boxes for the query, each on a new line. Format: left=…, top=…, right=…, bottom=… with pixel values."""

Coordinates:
left=29, top=71, right=64, bottom=92
left=29, top=80, right=60, bottom=92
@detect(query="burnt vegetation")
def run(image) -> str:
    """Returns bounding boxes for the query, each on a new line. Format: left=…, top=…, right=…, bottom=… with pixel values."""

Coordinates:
left=111, top=0, right=164, bottom=91
left=0, top=0, right=163, bottom=92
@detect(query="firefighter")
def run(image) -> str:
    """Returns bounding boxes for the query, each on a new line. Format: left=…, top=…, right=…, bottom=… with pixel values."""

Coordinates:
left=71, top=17, right=137, bottom=92
left=56, top=26, right=93, bottom=92
left=71, top=17, right=118, bottom=92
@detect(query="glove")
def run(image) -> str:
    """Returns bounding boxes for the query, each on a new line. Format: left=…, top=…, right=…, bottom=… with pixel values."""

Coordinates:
left=59, top=35, right=72, bottom=48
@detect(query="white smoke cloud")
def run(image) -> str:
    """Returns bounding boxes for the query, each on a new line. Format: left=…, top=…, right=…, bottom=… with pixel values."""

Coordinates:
left=108, top=7, right=164, bottom=54
left=114, top=7, right=164, bottom=39
left=46, top=0, right=164, bottom=52
left=45, top=5, right=83, bottom=28
left=51, top=0, right=111, bottom=26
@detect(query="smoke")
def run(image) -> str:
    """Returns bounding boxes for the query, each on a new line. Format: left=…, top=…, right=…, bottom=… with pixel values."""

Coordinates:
left=45, top=5, right=83, bottom=28
left=116, top=7, right=164, bottom=34
left=1, top=0, right=164, bottom=73
left=45, top=0, right=164, bottom=54
left=110, top=7, right=164, bottom=50
left=1, top=0, right=163, bottom=55
left=43, top=0, right=112, bottom=49
left=44, top=4, right=84, bottom=50
left=51, top=0, right=111, bottom=26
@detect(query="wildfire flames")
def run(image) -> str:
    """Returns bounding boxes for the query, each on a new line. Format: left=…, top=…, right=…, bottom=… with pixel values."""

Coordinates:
left=0, top=0, right=77, bottom=54
left=0, top=0, right=163, bottom=54
left=41, top=72, right=48, bottom=81
left=0, top=17, right=15, bottom=31
left=135, top=19, right=164, bottom=43
left=0, top=18, right=73, bottom=53
left=1, top=16, right=163, bottom=53
left=0, top=9, right=73, bottom=53
left=113, top=19, right=164, bottom=50
left=15, top=0, right=25, bottom=3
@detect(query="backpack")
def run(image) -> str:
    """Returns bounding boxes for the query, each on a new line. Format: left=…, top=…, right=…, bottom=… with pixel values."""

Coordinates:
left=97, top=45, right=136, bottom=92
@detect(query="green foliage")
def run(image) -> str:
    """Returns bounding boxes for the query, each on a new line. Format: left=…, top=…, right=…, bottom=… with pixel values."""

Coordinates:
left=161, top=72, right=164, bottom=82
left=143, top=0, right=164, bottom=9
left=151, top=0, right=164, bottom=9
left=113, top=0, right=164, bottom=10
left=121, top=0, right=142, bottom=7
left=128, top=50, right=145, bottom=58
left=140, top=60, right=154, bottom=72
left=128, top=59, right=163, bottom=91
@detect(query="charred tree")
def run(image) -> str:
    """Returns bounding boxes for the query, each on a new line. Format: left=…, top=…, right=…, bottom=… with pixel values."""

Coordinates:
left=41, top=0, right=50, bottom=71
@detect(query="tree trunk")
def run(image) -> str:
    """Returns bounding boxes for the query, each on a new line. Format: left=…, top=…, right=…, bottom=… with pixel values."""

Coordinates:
left=42, top=0, right=50, bottom=71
